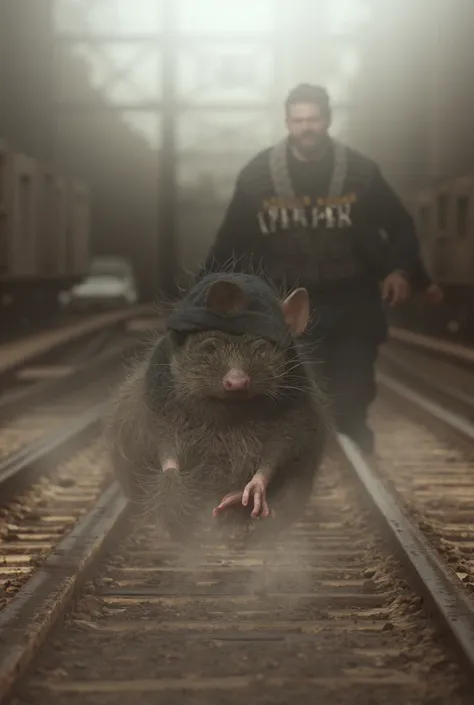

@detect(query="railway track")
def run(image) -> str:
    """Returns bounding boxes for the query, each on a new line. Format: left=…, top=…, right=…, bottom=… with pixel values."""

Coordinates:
left=368, top=395, right=474, bottom=590
left=0, top=446, right=471, bottom=704
left=0, top=312, right=88, bottom=348
left=389, top=327, right=474, bottom=368
left=0, top=438, right=471, bottom=699
left=0, top=325, right=470, bottom=702
left=0, top=313, right=159, bottom=620
left=381, top=337, right=474, bottom=423
left=0, top=329, right=139, bottom=424
left=0, top=305, right=154, bottom=392
left=0, top=334, right=140, bottom=469
left=373, top=341, right=474, bottom=604
left=0, top=438, right=110, bottom=612
left=0, top=306, right=160, bottom=472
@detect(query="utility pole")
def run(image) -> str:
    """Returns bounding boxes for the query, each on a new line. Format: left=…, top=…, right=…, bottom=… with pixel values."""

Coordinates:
left=159, top=0, right=179, bottom=296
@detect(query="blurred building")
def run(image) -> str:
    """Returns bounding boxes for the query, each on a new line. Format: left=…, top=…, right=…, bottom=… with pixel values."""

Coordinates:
left=346, top=0, right=474, bottom=192
left=0, top=0, right=55, bottom=161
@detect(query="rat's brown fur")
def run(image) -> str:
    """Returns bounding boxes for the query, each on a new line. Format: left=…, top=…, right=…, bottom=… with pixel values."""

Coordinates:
left=106, top=286, right=327, bottom=545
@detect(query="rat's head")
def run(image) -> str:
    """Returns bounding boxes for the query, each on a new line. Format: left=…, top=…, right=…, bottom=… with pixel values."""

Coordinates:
left=169, top=278, right=309, bottom=402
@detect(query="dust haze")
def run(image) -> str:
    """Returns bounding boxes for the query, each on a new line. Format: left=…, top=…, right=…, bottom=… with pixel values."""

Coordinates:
left=134, top=496, right=317, bottom=604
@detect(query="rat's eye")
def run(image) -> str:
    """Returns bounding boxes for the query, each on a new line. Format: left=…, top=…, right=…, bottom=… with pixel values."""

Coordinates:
left=198, top=339, right=219, bottom=355
left=252, top=339, right=273, bottom=355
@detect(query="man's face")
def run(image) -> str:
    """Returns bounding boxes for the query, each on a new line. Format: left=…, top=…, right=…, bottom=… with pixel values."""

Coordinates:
left=286, top=102, right=330, bottom=155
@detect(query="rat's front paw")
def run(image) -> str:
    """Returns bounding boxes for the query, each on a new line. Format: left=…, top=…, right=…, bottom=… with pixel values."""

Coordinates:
left=212, top=491, right=244, bottom=518
left=242, top=473, right=271, bottom=518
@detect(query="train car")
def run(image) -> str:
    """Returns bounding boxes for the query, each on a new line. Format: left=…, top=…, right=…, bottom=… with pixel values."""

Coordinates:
left=395, top=174, right=474, bottom=338
left=0, top=140, right=91, bottom=325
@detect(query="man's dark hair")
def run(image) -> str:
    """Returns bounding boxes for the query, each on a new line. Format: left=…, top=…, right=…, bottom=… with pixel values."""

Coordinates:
left=285, top=83, right=331, bottom=120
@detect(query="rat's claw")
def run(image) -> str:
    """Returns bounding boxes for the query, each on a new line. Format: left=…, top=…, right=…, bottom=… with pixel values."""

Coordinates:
left=242, top=474, right=271, bottom=518
left=212, top=491, right=243, bottom=517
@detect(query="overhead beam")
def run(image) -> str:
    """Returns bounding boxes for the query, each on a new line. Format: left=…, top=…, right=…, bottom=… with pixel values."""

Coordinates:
left=55, top=33, right=355, bottom=45
left=56, top=101, right=354, bottom=112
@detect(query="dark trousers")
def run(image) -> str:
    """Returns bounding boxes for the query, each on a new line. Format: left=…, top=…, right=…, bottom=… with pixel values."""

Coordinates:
left=302, top=293, right=386, bottom=435
left=313, top=329, right=379, bottom=433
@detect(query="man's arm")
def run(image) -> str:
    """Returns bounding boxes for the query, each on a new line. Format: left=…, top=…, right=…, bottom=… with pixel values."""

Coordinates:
left=411, top=257, right=444, bottom=303
left=363, top=165, right=441, bottom=305
left=411, top=255, right=432, bottom=291
left=365, top=165, right=420, bottom=278
left=365, top=167, right=443, bottom=303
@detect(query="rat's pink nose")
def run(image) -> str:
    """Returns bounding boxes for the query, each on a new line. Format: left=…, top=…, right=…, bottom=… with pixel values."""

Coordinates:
left=222, top=368, right=251, bottom=391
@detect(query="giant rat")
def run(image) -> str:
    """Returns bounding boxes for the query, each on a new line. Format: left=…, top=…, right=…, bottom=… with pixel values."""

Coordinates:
left=107, top=272, right=327, bottom=544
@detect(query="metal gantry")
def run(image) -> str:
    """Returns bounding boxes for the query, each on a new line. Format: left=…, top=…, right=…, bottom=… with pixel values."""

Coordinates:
left=53, top=0, right=356, bottom=291
left=54, top=0, right=288, bottom=290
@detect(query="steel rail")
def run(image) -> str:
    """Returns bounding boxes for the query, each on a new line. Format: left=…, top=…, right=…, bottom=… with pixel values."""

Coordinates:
left=0, top=305, right=152, bottom=390
left=0, top=362, right=473, bottom=698
left=337, top=433, right=474, bottom=677
left=0, top=336, right=141, bottom=422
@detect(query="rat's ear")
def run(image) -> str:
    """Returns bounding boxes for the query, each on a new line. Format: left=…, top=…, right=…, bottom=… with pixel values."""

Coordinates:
left=281, top=287, right=309, bottom=335
left=207, top=279, right=247, bottom=314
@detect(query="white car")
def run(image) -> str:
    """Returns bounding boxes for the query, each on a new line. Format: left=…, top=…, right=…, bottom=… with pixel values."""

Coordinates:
left=63, top=257, right=138, bottom=312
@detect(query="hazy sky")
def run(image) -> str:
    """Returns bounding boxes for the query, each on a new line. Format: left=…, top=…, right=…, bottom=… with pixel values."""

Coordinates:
left=56, top=0, right=369, bottom=34
left=56, top=0, right=369, bottom=189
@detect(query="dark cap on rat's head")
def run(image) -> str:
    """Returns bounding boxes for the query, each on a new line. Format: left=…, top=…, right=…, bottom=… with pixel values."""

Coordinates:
left=166, top=273, right=307, bottom=346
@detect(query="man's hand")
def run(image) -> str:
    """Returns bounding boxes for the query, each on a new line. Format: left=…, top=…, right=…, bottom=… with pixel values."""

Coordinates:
left=422, top=283, right=444, bottom=304
left=382, top=271, right=411, bottom=306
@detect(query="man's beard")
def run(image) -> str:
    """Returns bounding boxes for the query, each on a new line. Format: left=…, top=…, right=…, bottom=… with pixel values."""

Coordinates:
left=289, top=132, right=328, bottom=158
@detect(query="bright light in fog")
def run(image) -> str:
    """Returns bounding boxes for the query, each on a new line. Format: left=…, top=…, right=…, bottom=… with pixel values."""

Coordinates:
left=177, top=0, right=276, bottom=33
left=56, top=0, right=369, bottom=34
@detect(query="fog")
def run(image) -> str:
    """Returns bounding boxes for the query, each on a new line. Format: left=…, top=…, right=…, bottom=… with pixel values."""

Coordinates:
left=2, top=0, right=473, bottom=293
